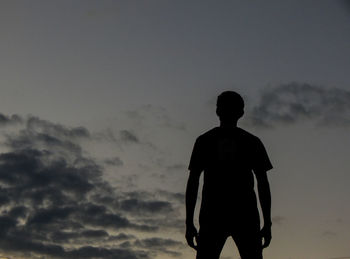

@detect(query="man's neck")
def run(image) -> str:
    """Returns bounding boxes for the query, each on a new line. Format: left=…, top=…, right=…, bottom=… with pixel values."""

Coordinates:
left=219, top=120, right=238, bottom=129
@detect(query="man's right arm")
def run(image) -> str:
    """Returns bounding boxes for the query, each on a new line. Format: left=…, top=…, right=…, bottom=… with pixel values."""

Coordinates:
left=185, top=169, right=201, bottom=250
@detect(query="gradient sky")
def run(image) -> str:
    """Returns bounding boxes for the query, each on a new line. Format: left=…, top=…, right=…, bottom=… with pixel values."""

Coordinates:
left=1, top=1, right=350, bottom=259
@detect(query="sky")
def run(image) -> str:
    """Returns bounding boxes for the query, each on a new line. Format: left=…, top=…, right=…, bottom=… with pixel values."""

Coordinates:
left=0, top=1, right=350, bottom=258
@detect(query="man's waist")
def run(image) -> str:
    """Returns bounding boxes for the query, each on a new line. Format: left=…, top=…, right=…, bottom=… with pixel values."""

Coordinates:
left=199, top=203, right=260, bottom=225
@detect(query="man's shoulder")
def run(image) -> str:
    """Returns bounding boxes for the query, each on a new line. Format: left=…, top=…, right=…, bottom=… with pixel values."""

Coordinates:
left=195, top=127, right=262, bottom=145
left=196, top=127, right=220, bottom=141
left=236, top=127, right=260, bottom=141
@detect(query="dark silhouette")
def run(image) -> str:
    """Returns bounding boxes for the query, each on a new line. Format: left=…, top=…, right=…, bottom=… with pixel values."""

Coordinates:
left=186, top=91, right=273, bottom=259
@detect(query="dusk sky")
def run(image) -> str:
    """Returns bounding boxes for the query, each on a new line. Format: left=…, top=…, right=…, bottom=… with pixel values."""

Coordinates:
left=1, top=1, right=350, bottom=259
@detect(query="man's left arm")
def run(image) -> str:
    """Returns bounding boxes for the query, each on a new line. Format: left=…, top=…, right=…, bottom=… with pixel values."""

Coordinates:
left=255, top=170, right=272, bottom=249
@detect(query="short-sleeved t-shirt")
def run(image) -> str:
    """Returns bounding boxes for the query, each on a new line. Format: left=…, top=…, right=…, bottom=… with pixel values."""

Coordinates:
left=188, top=127, right=273, bottom=225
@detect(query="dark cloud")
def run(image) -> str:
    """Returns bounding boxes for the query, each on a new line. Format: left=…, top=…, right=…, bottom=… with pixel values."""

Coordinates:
left=116, top=191, right=184, bottom=233
left=26, top=116, right=90, bottom=139
left=107, top=233, right=136, bottom=242
left=134, top=237, right=183, bottom=249
left=104, top=156, right=124, bottom=166
left=67, top=246, right=149, bottom=259
left=5, top=130, right=84, bottom=159
left=156, top=190, right=185, bottom=204
left=120, top=130, right=139, bottom=144
left=138, top=217, right=185, bottom=232
left=119, top=237, right=183, bottom=257
left=119, top=190, right=184, bottom=212
left=134, top=237, right=183, bottom=257
left=0, top=113, right=22, bottom=125
left=120, top=199, right=174, bottom=216
left=246, top=83, right=350, bottom=128
left=0, top=234, right=149, bottom=259
left=50, top=229, right=108, bottom=243
left=0, top=115, right=183, bottom=258
left=92, top=128, right=155, bottom=151
left=0, top=148, right=152, bottom=258
left=51, top=231, right=135, bottom=245
left=92, top=128, right=119, bottom=143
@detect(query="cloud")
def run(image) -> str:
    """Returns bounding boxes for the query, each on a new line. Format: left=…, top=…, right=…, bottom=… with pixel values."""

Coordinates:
left=0, top=149, right=151, bottom=258
left=0, top=114, right=184, bottom=258
left=134, top=237, right=183, bottom=249
left=26, top=116, right=90, bottom=139
left=125, top=104, right=186, bottom=131
left=0, top=113, right=22, bottom=126
left=246, top=83, right=350, bottom=128
left=119, top=237, right=183, bottom=258
left=120, top=130, right=139, bottom=144
left=134, top=237, right=184, bottom=257
left=120, top=199, right=174, bottom=216
left=156, top=190, right=185, bottom=204
left=104, top=156, right=124, bottom=166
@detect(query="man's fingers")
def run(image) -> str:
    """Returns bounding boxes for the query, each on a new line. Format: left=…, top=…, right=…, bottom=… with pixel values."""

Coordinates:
left=186, top=236, right=197, bottom=250
left=262, top=236, right=271, bottom=249
left=195, top=234, right=199, bottom=245
left=186, top=225, right=198, bottom=250
left=261, top=234, right=271, bottom=249
left=189, top=242, right=198, bottom=250
left=260, top=227, right=272, bottom=249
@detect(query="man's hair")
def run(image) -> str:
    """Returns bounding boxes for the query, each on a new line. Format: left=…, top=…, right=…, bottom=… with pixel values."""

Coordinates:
left=216, top=91, right=244, bottom=120
left=217, top=91, right=244, bottom=111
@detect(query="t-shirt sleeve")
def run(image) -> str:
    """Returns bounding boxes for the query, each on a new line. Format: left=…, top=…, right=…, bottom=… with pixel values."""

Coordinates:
left=252, top=138, right=273, bottom=173
left=188, top=137, right=205, bottom=172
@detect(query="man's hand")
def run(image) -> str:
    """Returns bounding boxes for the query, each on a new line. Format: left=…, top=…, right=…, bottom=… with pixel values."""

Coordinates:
left=260, top=225, right=272, bottom=249
left=185, top=223, right=198, bottom=250
left=185, top=170, right=201, bottom=250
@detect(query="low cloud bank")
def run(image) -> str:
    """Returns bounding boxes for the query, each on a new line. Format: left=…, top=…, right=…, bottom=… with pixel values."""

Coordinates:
left=0, top=115, right=184, bottom=258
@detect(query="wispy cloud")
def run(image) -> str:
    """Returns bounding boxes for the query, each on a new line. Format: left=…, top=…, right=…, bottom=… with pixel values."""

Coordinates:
left=120, top=130, right=140, bottom=144
left=245, top=83, right=350, bottom=128
left=125, top=104, right=186, bottom=131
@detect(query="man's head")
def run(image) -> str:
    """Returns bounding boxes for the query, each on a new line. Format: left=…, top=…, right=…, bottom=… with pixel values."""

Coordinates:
left=216, top=91, right=244, bottom=123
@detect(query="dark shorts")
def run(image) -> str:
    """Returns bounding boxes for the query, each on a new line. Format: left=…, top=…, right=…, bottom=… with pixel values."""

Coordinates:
left=196, top=221, right=262, bottom=259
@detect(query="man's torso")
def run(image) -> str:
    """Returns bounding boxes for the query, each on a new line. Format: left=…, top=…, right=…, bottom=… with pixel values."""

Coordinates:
left=192, top=127, right=262, bottom=226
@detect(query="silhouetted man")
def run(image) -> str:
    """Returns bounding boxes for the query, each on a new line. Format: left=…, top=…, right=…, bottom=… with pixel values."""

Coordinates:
left=186, top=91, right=273, bottom=259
